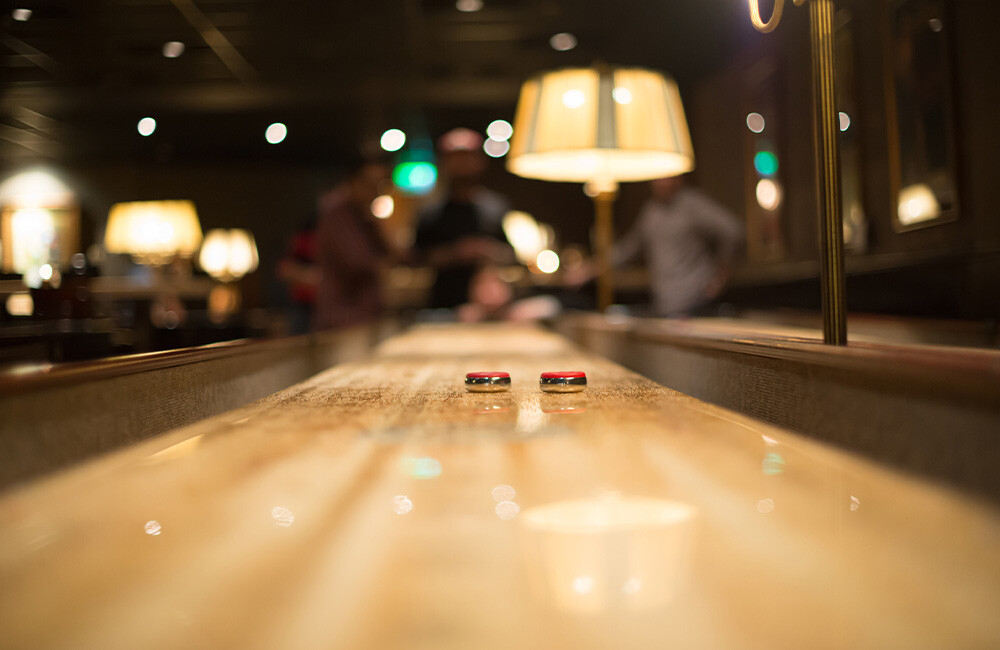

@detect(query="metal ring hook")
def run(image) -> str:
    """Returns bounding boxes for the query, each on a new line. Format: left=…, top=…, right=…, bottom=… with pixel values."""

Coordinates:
left=749, top=0, right=807, bottom=33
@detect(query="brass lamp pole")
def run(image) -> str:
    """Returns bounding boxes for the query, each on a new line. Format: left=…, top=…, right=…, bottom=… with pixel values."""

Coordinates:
left=749, top=0, right=847, bottom=345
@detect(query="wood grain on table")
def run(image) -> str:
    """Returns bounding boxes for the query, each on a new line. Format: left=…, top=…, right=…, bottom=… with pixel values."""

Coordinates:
left=1, top=324, right=998, bottom=649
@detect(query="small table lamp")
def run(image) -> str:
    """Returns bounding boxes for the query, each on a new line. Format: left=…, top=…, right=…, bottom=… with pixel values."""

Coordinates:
left=507, top=65, right=695, bottom=311
left=105, top=200, right=203, bottom=267
left=198, top=228, right=259, bottom=322
left=198, top=228, right=259, bottom=281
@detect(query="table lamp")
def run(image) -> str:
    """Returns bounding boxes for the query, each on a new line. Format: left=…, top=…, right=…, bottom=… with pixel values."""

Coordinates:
left=507, top=65, right=695, bottom=310
left=198, top=228, right=259, bottom=281
left=105, top=200, right=203, bottom=267
left=198, top=228, right=259, bottom=322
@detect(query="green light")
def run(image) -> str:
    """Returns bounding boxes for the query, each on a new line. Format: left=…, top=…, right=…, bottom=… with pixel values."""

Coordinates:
left=754, top=151, right=779, bottom=177
left=402, top=457, right=442, bottom=479
left=393, top=161, right=437, bottom=194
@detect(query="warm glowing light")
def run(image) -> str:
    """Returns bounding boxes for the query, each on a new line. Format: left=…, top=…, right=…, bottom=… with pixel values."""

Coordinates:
left=549, top=32, right=578, bottom=51
left=392, top=495, right=413, bottom=515
left=622, top=578, right=642, bottom=595
left=105, top=200, right=203, bottom=264
left=486, top=119, right=513, bottom=142
left=839, top=111, right=851, bottom=131
left=491, top=484, right=516, bottom=502
left=9, top=208, right=56, bottom=273
left=562, top=89, right=585, bottom=109
left=271, top=506, right=295, bottom=527
left=392, top=161, right=437, bottom=194
left=483, top=138, right=510, bottom=158
left=755, top=178, right=782, bottom=210
left=502, top=210, right=546, bottom=265
left=746, top=112, right=765, bottom=133
left=370, top=194, right=394, bottom=219
left=612, top=87, right=632, bottom=105
left=198, top=228, right=259, bottom=280
left=137, top=117, right=156, bottom=137
left=507, top=67, right=695, bottom=183
left=572, top=575, right=595, bottom=594
left=38, top=263, right=53, bottom=281
left=536, top=249, right=560, bottom=273
left=144, top=520, right=162, bottom=536
left=0, top=169, right=74, bottom=209
left=265, top=122, right=287, bottom=144
left=496, top=501, right=520, bottom=520
left=456, top=0, right=483, bottom=12
left=897, top=183, right=941, bottom=225
left=753, top=150, right=779, bottom=176
left=850, top=496, right=861, bottom=512
left=5, top=292, right=33, bottom=316
left=380, top=128, right=406, bottom=152
left=12, top=8, right=31, bottom=21
left=929, top=17, right=943, bottom=32
left=162, top=41, right=185, bottom=58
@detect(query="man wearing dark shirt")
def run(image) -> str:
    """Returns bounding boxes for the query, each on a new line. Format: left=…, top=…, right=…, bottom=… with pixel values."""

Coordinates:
left=414, top=128, right=513, bottom=309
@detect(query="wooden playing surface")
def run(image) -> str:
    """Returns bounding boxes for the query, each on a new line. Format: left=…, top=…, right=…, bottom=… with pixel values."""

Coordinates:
left=1, top=323, right=998, bottom=649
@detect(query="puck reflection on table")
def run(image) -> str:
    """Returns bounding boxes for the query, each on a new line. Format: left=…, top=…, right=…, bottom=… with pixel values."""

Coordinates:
left=465, top=371, right=511, bottom=392
left=539, top=371, right=587, bottom=393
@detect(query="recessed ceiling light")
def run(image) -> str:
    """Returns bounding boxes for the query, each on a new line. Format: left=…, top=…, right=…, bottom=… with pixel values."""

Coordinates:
left=549, top=33, right=577, bottom=52
left=266, top=123, right=287, bottom=144
left=162, top=41, right=185, bottom=58
left=137, top=117, right=157, bottom=137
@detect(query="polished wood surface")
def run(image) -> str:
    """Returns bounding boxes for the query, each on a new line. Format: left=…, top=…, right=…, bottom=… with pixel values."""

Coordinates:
left=1, top=324, right=998, bottom=649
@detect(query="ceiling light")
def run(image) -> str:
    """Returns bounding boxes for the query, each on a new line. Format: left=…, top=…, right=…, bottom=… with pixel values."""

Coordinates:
left=486, top=120, right=513, bottom=142
left=549, top=33, right=577, bottom=51
left=162, top=41, right=185, bottom=58
left=380, top=129, right=406, bottom=152
left=137, top=117, right=156, bottom=137
left=265, top=123, right=287, bottom=144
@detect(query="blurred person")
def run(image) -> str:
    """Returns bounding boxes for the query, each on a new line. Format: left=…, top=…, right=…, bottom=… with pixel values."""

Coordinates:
left=569, top=175, right=744, bottom=317
left=313, top=157, right=402, bottom=330
left=414, top=128, right=515, bottom=309
left=276, top=218, right=319, bottom=334
left=456, top=265, right=561, bottom=323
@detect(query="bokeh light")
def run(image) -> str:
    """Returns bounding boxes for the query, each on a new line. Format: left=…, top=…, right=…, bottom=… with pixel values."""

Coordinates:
left=486, top=119, right=513, bottom=142
left=839, top=111, right=851, bottom=132
left=370, top=194, right=394, bottom=219
left=162, top=41, right=185, bottom=58
left=550, top=32, right=578, bottom=51
left=12, top=8, right=32, bottom=21
left=746, top=112, right=765, bottom=134
left=393, top=161, right=437, bottom=194
left=755, top=178, right=782, bottom=210
left=456, top=0, right=483, bottom=12
left=137, top=117, right=156, bottom=137
left=483, top=138, right=510, bottom=158
left=380, top=128, right=406, bottom=152
left=265, top=122, right=287, bottom=144
left=753, top=150, right=779, bottom=176
left=536, top=249, right=560, bottom=273
left=612, top=87, right=632, bottom=105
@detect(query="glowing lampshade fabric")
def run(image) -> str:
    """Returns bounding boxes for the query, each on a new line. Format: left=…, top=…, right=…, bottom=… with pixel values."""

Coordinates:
left=105, top=200, right=203, bottom=262
left=507, top=66, right=695, bottom=183
left=199, top=228, right=259, bottom=279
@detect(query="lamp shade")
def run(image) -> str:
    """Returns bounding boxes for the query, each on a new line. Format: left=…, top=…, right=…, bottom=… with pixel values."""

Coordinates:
left=507, top=66, right=695, bottom=184
left=105, top=200, right=203, bottom=264
left=198, top=228, right=259, bottom=280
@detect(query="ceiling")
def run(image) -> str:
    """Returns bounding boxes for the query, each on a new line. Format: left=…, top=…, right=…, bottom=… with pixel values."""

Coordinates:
left=1, top=0, right=753, bottom=166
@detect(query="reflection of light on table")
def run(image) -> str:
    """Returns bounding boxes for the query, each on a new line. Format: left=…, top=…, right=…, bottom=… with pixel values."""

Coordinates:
left=521, top=495, right=697, bottom=614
